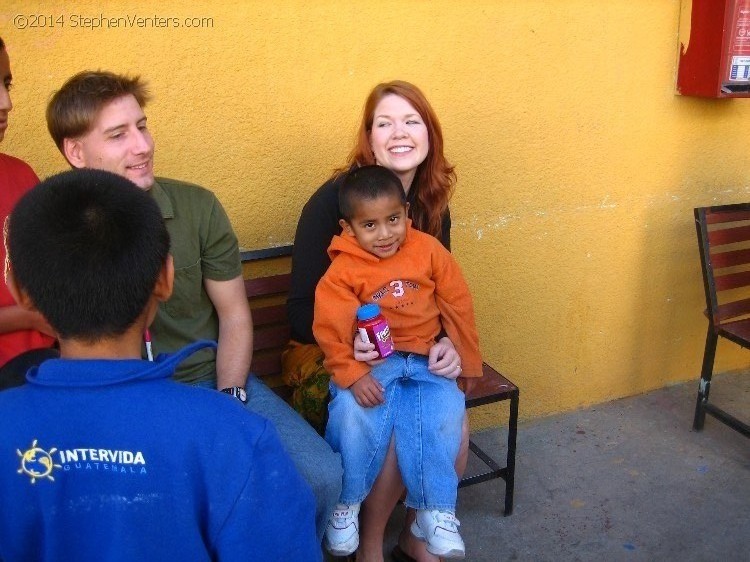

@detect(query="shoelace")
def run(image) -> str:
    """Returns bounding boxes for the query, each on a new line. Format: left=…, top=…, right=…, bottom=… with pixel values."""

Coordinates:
left=332, top=507, right=357, bottom=527
left=434, top=512, right=460, bottom=532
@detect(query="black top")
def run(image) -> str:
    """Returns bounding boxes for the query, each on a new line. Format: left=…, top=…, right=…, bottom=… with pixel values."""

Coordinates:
left=288, top=173, right=451, bottom=344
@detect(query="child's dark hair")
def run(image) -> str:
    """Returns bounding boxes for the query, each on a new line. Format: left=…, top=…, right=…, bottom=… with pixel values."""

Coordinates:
left=339, top=165, right=406, bottom=220
left=7, top=169, right=170, bottom=341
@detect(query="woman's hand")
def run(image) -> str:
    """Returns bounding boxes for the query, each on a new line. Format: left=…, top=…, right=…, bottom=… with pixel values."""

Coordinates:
left=428, top=336, right=463, bottom=379
left=354, top=332, right=385, bottom=366
left=350, top=373, right=385, bottom=407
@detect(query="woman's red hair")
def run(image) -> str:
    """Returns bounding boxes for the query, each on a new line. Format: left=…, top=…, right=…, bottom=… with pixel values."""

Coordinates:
left=341, top=81, right=456, bottom=239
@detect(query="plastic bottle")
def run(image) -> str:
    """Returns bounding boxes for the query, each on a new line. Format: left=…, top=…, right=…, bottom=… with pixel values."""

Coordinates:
left=357, top=303, right=394, bottom=358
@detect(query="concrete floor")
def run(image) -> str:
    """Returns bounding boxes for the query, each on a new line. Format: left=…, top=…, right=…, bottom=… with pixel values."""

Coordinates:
left=381, top=371, right=750, bottom=561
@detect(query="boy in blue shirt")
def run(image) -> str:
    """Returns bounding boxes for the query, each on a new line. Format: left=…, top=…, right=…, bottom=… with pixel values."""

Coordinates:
left=0, top=169, right=319, bottom=561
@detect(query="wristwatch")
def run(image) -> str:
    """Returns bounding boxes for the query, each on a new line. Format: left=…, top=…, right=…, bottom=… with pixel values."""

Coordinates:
left=220, top=386, right=248, bottom=404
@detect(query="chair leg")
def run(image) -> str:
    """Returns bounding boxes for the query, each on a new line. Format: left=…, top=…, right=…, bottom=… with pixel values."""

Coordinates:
left=503, top=390, right=519, bottom=516
left=693, top=326, right=718, bottom=432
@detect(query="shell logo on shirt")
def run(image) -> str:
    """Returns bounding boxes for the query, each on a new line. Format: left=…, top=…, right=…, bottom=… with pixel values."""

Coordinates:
left=17, top=440, right=61, bottom=484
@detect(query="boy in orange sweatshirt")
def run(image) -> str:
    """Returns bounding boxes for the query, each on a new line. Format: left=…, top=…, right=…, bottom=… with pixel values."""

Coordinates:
left=313, top=166, right=483, bottom=559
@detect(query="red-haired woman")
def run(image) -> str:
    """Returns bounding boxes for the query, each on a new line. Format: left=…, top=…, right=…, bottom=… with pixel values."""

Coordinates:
left=287, top=81, right=472, bottom=562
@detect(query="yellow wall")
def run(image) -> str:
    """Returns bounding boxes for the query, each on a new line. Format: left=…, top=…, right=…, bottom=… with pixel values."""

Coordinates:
left=3, top=1, right=750, bottom=424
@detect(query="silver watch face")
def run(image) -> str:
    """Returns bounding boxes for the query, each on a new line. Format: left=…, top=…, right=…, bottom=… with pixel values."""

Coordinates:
left=222, top=386, right=248, bottom=403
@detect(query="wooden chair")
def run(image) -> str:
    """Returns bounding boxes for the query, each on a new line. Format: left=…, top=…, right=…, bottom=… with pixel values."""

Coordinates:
left=242, top=245, right=519, bottom=515
left=693, top=203, right=750, bottom=438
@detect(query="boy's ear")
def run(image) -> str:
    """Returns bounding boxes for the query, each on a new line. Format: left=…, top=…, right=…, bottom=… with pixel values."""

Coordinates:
left=5, top=268, right=38, bottom=313
left=339, top=218, right=354, bottom=236
left=153, top=255, right=174, bottom=302
left=405, top=202, right=410, bottom=215
left=62, top=137, right=87, bottom=169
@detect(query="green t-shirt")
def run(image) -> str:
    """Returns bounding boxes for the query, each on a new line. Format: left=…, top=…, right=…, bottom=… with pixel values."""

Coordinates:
left=147, top=178, right=242, bottom=383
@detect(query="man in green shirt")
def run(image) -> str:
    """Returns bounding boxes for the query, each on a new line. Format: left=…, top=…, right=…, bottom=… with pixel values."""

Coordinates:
left=45, top=71, right=342, bottom=544
left=46, top=72, right=250, bottom=390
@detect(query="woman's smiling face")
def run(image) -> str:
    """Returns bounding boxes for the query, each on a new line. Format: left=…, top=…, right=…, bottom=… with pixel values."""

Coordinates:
left=369, top=94, right=429, bottom=192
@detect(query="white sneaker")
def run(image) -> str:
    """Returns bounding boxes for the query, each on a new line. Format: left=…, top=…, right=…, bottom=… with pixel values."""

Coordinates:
left=411, top=509, right=465, bottom=559
left=323, top=503, right=360, bottom=556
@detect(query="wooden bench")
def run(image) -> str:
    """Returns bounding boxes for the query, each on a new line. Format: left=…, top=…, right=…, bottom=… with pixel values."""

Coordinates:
left=693, top=203, right=750, bottom=438
left=242, top=245, right=519, bottom=516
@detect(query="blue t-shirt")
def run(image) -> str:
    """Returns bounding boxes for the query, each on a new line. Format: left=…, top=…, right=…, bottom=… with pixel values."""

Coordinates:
left=0, top=342, right=320, bottom=561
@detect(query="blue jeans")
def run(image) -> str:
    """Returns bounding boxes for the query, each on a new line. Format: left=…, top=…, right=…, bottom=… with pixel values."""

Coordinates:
left=193, top=376, right=342, bottom=543
left=325, top=353, right=464, bottom=511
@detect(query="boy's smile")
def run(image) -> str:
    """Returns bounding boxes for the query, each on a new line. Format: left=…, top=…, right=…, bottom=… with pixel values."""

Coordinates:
left=340, top=194, right=409, bottom=259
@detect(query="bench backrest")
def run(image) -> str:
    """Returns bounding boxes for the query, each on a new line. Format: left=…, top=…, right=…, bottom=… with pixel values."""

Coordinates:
left=695, top=203, right=750, bottom=327
left=242, top=246, right=294, bottom=386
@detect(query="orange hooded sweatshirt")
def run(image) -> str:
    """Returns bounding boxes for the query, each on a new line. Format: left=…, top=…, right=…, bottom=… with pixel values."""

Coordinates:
left=313, top=222, right=482, bottom=389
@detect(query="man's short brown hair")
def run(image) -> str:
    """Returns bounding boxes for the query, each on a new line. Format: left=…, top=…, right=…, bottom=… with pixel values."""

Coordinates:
left=46, top=71, right=151, bottom=152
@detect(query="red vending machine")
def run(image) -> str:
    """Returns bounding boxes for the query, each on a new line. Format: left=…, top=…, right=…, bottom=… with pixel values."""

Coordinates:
left=677, top=0, right=750, bottom=97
